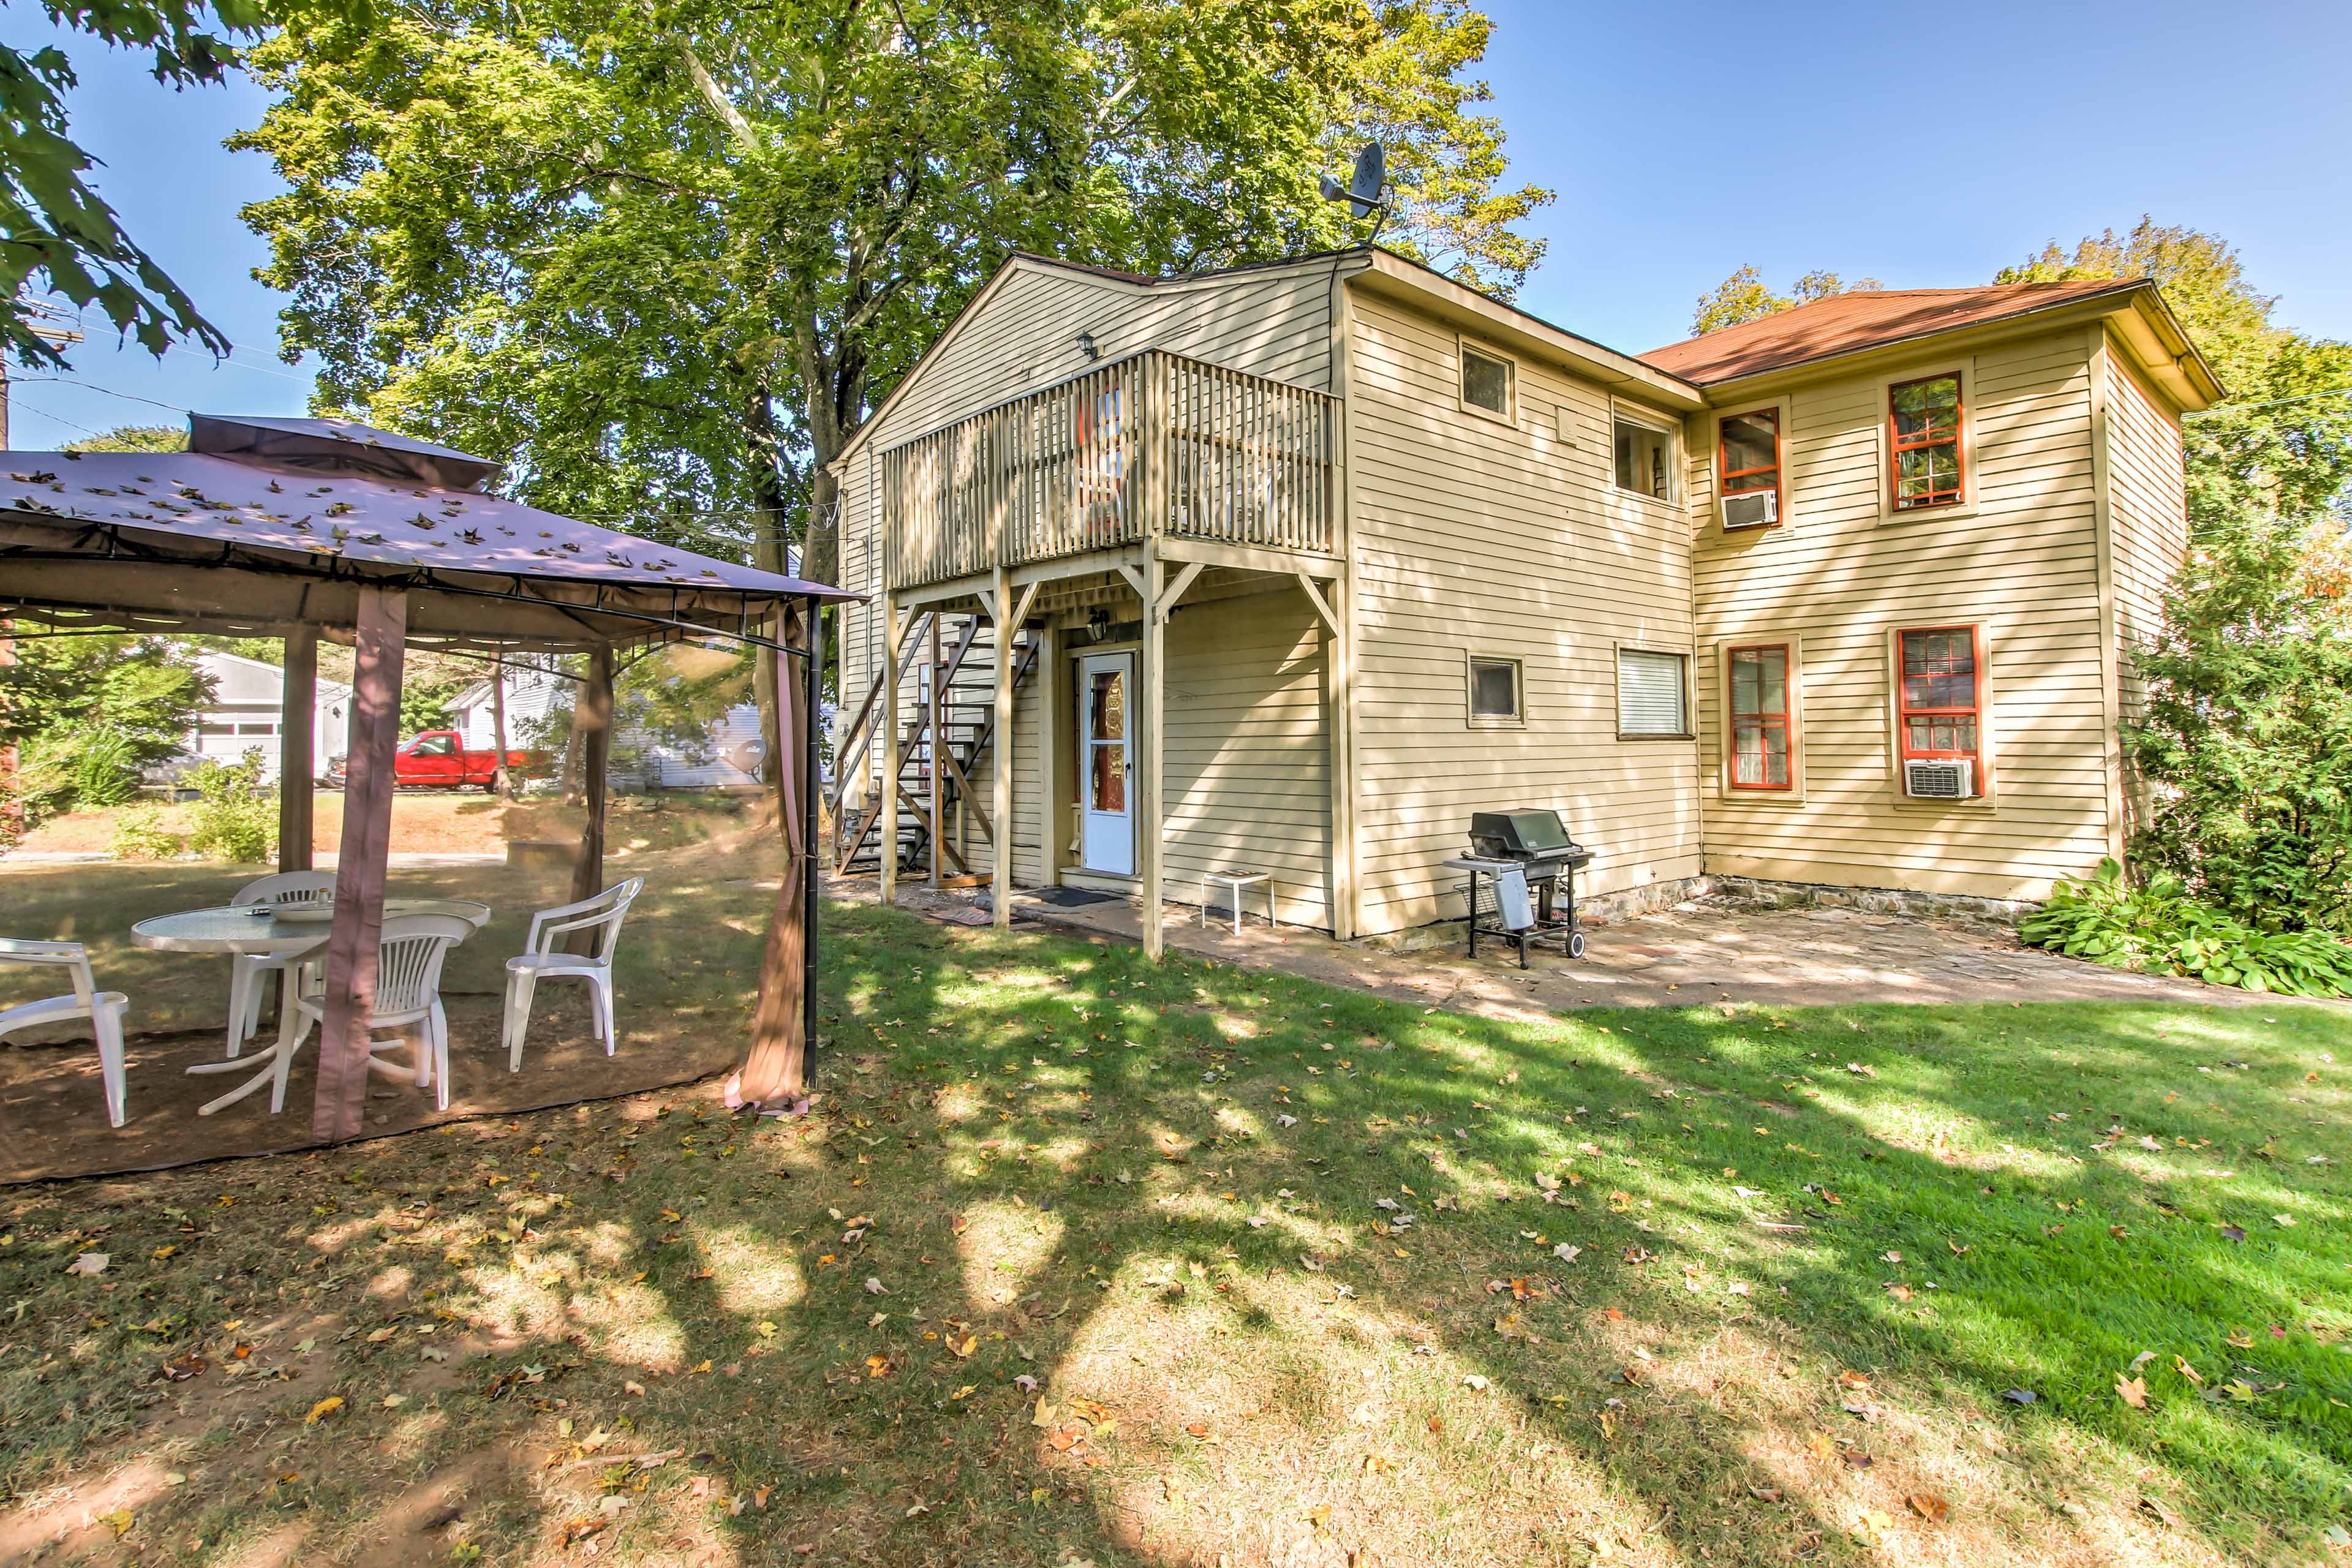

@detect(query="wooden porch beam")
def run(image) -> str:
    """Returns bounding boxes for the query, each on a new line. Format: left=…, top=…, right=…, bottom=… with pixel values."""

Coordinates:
left=1156, top=537, right=1344, bottom=581
left=1295, top=571, right=1341, bottom=637
left=1113, top=561, right=1150, bottom=604
left=1156, top=561, right=1206, bottom=624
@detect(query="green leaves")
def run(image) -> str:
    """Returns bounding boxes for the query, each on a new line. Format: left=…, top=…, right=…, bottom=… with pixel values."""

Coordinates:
left=2019, top=858, right=2352, bottom=997
left=236, top=0, right=1553, bottom=585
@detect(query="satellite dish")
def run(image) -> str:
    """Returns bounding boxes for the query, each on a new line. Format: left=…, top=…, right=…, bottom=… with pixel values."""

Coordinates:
left=1321, top=141, right=1386, bottom=223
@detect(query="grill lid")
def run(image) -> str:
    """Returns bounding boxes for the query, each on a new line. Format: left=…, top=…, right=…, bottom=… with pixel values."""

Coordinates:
left=1469, top=809, right=1579, bottom=856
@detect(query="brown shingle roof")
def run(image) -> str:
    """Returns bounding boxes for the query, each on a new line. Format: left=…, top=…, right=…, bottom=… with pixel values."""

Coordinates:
left=1639, top=279, right=2145, bottom=385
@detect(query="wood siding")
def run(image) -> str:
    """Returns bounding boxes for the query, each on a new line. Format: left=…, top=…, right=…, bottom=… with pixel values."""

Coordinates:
left=2103, top=337, right=2190, bottom=727
left=1692, top=326, right=2115, bottom=900
left=1345, top=287, right=1702, bottom=936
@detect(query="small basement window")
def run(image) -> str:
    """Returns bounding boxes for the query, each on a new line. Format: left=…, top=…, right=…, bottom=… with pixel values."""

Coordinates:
left=1617, top=648, right=1689, bottom=737
left=1461, top=344, right=1513, bottom=420
left=1613, top=412, right=1678, bottom=503
left=1467, top=654, right=1523, bottom=724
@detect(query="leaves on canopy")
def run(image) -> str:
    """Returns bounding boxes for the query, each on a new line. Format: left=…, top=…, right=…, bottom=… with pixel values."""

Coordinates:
left=233, top=0, right=1554, bottom=582
left=0, top=0, right=365, bottom=368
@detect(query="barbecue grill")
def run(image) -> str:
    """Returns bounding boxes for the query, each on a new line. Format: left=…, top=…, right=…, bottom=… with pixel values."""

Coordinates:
left=1444, top=808, right=1595, bottom=967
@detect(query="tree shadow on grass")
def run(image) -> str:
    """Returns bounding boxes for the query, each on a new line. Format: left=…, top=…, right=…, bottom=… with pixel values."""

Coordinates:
left=3, top=899, right=2345, bottom=1567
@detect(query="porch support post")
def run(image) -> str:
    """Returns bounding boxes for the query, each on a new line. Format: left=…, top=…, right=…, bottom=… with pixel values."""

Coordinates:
left=927, top=611, right=943, bottom=889
left=1139, top=548, right=1164, bottom=960
left=880, top=592, right=902, bottom=907
left=1324, top=573, right=1356, bottom=940
left=992, top=565, right=1014, bottom=929
left=568, top=643, right=614, bottom=908
left=312, top=586, right=405, bottom=1142
left=1038, top=622, right=1061, bottom=889
left=278, top=624, right=316, bottom=873
left=735, top=600, right=815, bottom=1107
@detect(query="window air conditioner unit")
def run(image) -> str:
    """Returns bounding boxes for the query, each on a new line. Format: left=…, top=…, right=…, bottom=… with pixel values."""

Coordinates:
left=1720, top=490, right=1777, bottom=530
left=1904, top=758, right=1973, bottom=800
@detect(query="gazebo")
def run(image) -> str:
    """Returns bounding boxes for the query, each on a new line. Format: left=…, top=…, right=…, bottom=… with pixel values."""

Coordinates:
left=0, top=415, right=854, bottom=1139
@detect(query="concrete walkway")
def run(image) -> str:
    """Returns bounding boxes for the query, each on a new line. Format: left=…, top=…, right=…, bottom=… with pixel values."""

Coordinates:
left=830, top=875, right=2299, bottom=1027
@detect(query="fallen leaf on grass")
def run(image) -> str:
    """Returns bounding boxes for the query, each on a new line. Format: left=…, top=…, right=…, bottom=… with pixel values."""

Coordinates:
left=2115, top=1376, right=2148, bottom=1409
left=1909, top=1492, right=1949, bottom=1523
left=2138, top=1496, right=2183, bottom=1529
left=2000, top=1387, right=2037, bottom=1404
left=305, top=1396, right=344, bottom=1424
left=64, top=1253, right=108, bottom=1277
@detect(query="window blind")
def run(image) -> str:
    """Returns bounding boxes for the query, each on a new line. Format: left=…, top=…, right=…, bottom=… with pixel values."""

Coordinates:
left=1618, top=649, right=1687, bottom=736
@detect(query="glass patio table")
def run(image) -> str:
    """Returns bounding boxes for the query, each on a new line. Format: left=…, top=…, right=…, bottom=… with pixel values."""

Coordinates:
left=132, top=899, right=491, bottom=1114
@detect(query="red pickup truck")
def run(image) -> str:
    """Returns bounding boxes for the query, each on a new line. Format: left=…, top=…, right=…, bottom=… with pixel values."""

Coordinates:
left=324, top=730, right=545, bottom=791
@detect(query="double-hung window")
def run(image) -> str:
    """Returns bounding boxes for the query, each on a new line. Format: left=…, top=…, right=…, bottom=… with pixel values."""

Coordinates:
left=1896, top=625, right=1983, bottom=793
left=1889, top=373, right=1963, bottom=510
left=1718, top=409, right=1782, bottom=526
left=1725, top=644, right=1792, bottom=789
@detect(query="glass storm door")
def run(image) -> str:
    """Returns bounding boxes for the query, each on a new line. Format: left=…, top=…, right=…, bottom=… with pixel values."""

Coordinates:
left=1079, top=652, right=1134, bottom=875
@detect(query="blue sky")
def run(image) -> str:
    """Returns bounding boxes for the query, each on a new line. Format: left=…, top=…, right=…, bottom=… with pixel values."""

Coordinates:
left=11, top=0, right=2351, bottom=448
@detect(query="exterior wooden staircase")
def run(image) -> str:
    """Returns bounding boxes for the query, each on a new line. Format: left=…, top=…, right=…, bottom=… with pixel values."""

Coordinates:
left=829, top=608, right=1040, bottom=881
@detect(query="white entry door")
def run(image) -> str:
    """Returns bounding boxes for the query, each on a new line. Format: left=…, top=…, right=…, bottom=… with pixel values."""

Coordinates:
left=1079, top=652, right=1135, bottom=875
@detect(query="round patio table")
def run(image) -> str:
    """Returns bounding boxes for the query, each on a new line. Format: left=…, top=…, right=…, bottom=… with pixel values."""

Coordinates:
left=132, top=899, right=492, bottom=1114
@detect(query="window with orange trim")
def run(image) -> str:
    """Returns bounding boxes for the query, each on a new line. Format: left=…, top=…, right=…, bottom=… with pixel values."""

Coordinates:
left=1726, top=643, right=1792, bottom=790
left=1719, top=409, right=1781, bottom=516
left=1896, top=625, right=1981, bottom=782
left=1889, top=373, right=1962, bottom=510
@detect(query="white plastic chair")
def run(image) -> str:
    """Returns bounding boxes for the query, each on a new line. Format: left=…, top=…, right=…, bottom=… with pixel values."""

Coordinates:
left=501, top=878, right=643, bottom=1071
left=281, top=913, right=473, bottom=1112
left=226, top=871, right=337, bottom=1057
left=0, top=939, right=132, bottom=1128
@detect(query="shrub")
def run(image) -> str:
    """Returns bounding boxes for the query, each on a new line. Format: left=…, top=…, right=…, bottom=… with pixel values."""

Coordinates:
left=186, top=752, right=278, bottom=864
left=70, top=728, right=142, bottom=807
left=111, top=805, right=189, bottom=861
left=2021, top=859, right=2352, bottom=998
left=2124, top=513, right=2352, bottom=932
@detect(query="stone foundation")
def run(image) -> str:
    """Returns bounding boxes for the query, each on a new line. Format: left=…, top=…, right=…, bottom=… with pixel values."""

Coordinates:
left=1694, top=875, right=2036, bottom=933
left=1358, top=872, right=2035, bottom=953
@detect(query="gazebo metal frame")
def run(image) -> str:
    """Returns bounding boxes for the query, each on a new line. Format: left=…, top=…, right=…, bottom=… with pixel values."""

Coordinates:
left=0, top=417, right=856, bottom=1138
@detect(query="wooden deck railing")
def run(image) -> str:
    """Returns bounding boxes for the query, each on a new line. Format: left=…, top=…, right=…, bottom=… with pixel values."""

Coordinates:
left=878, top=349, right=1338, bottom=592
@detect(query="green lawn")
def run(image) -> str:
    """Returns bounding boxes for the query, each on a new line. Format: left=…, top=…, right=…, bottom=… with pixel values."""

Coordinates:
left=2, top=899, right=2345, bottom=1567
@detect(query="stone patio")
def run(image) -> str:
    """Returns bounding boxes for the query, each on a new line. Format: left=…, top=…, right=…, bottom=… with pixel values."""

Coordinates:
left=834, top=875, right=2318, bottom=1028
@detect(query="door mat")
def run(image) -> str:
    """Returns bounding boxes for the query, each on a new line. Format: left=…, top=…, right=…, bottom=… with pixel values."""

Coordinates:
left=1033, top=886, right=1123, bottom=908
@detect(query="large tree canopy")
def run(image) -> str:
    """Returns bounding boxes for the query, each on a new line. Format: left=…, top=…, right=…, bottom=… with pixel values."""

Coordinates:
left=1997, top=221, right=2352, bottom=529
left=235, top=0, right=1553, bottom=585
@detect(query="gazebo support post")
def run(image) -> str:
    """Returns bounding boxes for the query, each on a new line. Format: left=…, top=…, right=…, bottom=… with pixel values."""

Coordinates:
left=568, top=643, right=615, bottom=911
left=733, top=600, right=815, bottom=1106
left=312, top=587, right=406, bottom=1142
left=489, top=655, right=513, bottom=799
left=279, top=624, right=317, bottom=872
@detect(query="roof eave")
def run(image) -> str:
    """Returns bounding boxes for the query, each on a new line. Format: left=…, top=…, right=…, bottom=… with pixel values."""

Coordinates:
left=1662, top=282, right=2222, bottom=410
left=1355, top=249, right=1705, bottom=410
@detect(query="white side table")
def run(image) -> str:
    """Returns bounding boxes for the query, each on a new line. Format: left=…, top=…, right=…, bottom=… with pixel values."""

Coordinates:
left=1199, top=870, right=1277, bottom=935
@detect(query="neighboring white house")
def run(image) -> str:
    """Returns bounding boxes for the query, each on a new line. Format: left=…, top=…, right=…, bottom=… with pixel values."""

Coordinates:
left=448, top=664, right=769, bottom=791
left=176, top=649, right=350, bottom=784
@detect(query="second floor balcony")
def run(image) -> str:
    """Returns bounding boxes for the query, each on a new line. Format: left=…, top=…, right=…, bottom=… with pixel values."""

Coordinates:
left=876, top=347, right=1341, bottom=595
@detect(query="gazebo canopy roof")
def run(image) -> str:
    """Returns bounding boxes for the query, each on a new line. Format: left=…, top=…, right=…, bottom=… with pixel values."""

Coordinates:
left=0, top=420, right=853, bottom=653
